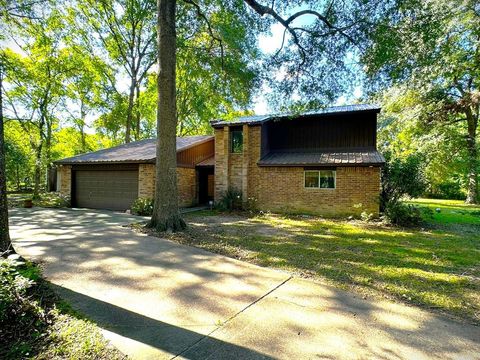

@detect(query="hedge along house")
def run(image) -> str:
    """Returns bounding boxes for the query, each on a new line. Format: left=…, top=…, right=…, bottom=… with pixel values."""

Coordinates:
left=55, top=136, right=214, bottom=211
left=211, top=104, right=385, bottom=216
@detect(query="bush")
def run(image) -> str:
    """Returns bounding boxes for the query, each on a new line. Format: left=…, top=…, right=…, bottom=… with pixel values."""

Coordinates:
left=383, top=202, right=422, bottom=226
left=0, top=259, right=47, bottom=358
left=383, top=202, right=434, bottom=227
left=131, top=198, right=154, bottom=216
left=380, top=151, right=428, bottom=226
left=380, top=151, right=426, bottom=211
left=217, top=188, right=242, bottom=211
left=425, top=180, right=466, bottom=200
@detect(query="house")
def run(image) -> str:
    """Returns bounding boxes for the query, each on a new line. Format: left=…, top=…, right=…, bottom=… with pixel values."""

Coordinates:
left=212, top=104, right=384, bottom=216
left=55, top=136, right=214, bottom=211
left=55, top=104, right=384, bottom=215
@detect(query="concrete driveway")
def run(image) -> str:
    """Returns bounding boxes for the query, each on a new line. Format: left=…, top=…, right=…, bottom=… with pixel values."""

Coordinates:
left=10, top=208, right=480, bottom=360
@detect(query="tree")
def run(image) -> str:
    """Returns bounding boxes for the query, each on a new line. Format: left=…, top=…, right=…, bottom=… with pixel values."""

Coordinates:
left=150, top=0, right=185, bottom=231
left=63, top=46, right=111, bottom=153
left=0, top=0, right=42, bottom=255
left=76, top=0, right=157, bottom=143
left=151, top=0, right=371, bottom=231
left=363, top=0, right=480, bottom=203
left=3, top=25, right=71, bottom=198
left=0, top=61, right=13, bottom=254
left=377, top=86, right=471, bottom=200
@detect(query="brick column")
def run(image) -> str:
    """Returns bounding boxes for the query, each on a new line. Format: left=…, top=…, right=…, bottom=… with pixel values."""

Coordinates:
left=58, top=165, right=72, bottom=196
left=214, top=127, right=230, bottom=200
left=242, top=124, right=249, bottom=203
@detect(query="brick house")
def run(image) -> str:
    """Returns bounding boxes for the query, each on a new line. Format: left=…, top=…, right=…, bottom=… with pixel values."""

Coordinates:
left=55, top=136, right=214, bottom=210
left=55, top=104, right=384, bottom=215
left=211, top=104, right=384, bottom=216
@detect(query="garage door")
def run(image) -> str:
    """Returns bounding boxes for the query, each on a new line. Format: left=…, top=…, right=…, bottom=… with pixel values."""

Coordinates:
left=74, top=170, right=139, bottom=211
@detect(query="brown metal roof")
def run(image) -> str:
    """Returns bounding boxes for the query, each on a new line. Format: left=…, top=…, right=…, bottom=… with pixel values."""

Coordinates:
left=55, top=136, right=214, bottom=165
left=258, top=150, right=385, bottom=167
left=196, top=156, right=215, bottom=167
left=211, top=104, right=381, bottom=128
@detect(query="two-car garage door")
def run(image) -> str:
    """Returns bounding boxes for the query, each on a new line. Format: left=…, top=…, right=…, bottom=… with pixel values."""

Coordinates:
left=74, top=169, right=139, bottom=211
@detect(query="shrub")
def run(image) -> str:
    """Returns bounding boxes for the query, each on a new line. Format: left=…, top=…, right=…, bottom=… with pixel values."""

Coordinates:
left=380, top=151, right=428, bottom=226
left=217, top=188, right=242, bottom=211
left=131, top=198, right=154, bottom=216
left=383, top=202, right=434, bottom=227
left=383, top=202, right=423, bottom=226
left=380, top=151, right=426, bottom=211
left=0, top=259, right=47, bottom=358
left=425, top=180, right=466, bottom=200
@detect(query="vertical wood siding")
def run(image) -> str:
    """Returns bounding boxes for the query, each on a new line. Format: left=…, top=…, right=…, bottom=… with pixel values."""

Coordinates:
left=265, top=112, right=377, bottom=152
left=176, top=139, right=214, bottom=167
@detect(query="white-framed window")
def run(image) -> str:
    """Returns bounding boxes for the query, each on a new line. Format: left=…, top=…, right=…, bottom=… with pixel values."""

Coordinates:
left=304, top=169, right=336, bottom=189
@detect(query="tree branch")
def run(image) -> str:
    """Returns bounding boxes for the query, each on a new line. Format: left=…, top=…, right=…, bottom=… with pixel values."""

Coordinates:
left=182, top=0, right=225, bottom=69
left=243, top=0, right=357, bottom=65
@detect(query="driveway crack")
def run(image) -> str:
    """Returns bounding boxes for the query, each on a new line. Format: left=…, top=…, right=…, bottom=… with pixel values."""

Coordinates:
left=171, top=275, right=292, bottom=359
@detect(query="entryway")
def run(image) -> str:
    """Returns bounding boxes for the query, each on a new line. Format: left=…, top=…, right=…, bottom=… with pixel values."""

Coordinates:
left=197, top=166, right=214, bottom=204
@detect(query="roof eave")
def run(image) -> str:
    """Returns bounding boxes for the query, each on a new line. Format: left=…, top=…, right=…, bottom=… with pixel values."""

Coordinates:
left=211, top=107, right=382, bottom=128
left=257, top=161, right=385, bottom=167
left=54, top=159, right=156, bottom=165
left=176, top=136, right=214, bottom=152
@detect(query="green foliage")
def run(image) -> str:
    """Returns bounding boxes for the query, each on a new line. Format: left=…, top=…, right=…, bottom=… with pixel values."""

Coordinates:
left=217, top=188, right=242, bottom=211
left=0, top=259, right=122, bottom=359
left=365, top=0, right=480, bottom=203
left=0, top=259, right=47, bottom=358
left=383, top=202, right=423, bottom=227
left=131, top=197, right=154, bottom=216
left=380, top=151, right=427, bottom=226
left=425, top=179, right=466, bottom=200
left=4, top=122, right=33, bottom=190
left=380, top=151, right=426, bottom=208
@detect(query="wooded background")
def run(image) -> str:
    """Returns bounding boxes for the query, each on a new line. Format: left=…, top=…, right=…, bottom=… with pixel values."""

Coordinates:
left=1, top=0, right=478, bottom=204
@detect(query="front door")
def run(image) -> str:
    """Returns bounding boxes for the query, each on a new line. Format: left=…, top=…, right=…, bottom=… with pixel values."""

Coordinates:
left=198, top=167, right=214, bottom=204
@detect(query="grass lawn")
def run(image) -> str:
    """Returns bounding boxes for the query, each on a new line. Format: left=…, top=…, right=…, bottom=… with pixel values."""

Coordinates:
left=161, top=198, right=480, bottom=324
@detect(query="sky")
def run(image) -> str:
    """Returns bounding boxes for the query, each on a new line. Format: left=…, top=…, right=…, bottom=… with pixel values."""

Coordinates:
left=254, top=20, right=363, bottom=114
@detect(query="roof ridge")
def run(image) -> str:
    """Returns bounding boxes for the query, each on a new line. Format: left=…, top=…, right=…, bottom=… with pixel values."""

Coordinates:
left=211, top=104, right=381, bottom=127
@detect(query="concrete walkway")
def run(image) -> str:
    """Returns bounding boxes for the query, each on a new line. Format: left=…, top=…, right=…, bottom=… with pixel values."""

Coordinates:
left=10, top=208, right=480, bottom=360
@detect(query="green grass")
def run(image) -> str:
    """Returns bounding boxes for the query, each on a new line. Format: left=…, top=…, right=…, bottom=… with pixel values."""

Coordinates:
left=169, top=199, right=480, bottom=324
left=408, top=198, right=480, bottom=225
left=7, top=192, right=70, bottom=209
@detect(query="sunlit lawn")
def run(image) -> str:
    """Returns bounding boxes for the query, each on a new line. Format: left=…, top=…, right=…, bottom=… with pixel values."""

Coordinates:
left=174, top=198, right=480, bottom=323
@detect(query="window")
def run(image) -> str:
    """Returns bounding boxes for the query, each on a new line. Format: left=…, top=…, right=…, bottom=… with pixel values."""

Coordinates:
left=304, top=169, right=336, bottom=189
left=230, top=127, right=243, bottom=153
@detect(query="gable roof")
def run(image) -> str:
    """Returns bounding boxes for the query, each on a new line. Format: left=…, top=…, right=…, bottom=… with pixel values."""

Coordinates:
left=55, top=135, right=213, bottom=165
left=211, top=104, right=381, bottom=128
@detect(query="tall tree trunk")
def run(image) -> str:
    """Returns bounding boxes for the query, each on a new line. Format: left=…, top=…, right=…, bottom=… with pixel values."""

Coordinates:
left=134, top=83, right=141, bottom=140
left=45, top=120, right=52, bottom=191
left=149, top=0, right=185, bottom=232
left=125, top=75, right=136, bottom=144
left=80, top=100, right=86, bottom=152
left=465, top=108, right=478, bottom=204
left=0, top=66, right=15, bottom=255
left=33, top=143, right=42, bottom=199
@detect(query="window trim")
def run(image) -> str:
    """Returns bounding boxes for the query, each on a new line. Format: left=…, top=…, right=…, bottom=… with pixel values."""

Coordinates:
left=230, top=127, right=243, bottom=154
left=303, top=169, right=336, bottom=189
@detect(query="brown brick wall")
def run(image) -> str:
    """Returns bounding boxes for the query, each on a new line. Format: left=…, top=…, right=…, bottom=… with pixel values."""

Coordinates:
left=57, top=165, right=72, bottom=195
left=251, top=166, right=380, bottom=216
left=177, top=167, right=196, bottom=207
left=214, top=125, right=381, bottom=216
left=138, top=164, right=196, bottom=207
left=138, top=164, right=156, bottom=199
